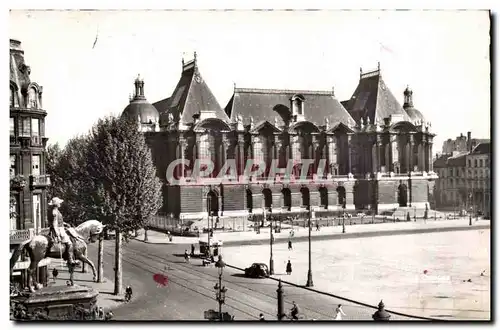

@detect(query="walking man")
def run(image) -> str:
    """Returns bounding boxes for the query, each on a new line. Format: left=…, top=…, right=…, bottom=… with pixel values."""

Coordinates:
left=191, top=243, right=195, bottom=256
left=286, top=260, right=292, bottom=275
left=288, top=240, right=293, bottom=251
left=334, top=304, right=346, bottom=320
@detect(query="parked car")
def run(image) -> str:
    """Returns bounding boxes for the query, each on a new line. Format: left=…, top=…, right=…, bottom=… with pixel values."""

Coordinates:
left=244, top=263, right=270, bottom=278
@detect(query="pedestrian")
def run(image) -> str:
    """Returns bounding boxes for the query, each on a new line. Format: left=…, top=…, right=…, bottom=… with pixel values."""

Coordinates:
left=259, top=313, right=265, bottom=321
left=288, top=240, right=293, bottom=250
left=98, top=307, right=104, bottom=320
left=334, top=304, right=346, bottom=320
left=184, top=249, right=190, bottom=263
left=105, top=310, right=113, bottom=321
left=191, top=243, right=195, bottom=256
left=286, top=260, right=292, bottom=275
left=316, top=223, right=320, bottom=231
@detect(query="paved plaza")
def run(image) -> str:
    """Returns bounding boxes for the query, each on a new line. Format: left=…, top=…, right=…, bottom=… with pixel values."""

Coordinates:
left=222, top=228, right=491, bottom=320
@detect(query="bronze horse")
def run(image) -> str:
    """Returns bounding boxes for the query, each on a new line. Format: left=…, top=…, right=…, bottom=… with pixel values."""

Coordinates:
left=10, top=220, right=106, bottom=292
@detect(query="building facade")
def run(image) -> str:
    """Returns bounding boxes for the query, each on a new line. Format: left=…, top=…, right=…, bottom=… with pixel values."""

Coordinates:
left=433, top=143, right=490, bottom=218
left=441, top=131, right=488, bottom=155
left=10, top=39, right=51, bottom=287
left=121, top=55, right=438, bottom=222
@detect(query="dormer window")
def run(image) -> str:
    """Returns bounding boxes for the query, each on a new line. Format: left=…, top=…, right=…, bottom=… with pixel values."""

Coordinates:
left=291, top=95, right=305, bottom=116
left=28, top=87, right=37, bottom=109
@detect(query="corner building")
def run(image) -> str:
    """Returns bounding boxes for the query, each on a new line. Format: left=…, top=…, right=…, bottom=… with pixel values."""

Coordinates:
left=10, top=39, right=51, bottom=287
left=121, top=56, right=438, bottom=221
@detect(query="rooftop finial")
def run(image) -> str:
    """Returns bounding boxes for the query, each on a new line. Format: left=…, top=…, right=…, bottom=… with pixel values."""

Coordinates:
left=194, top=51, right=197, bottom=62
left=377, top=62, right=380, bottom=71
left=332, top=86, right=335, bottom=97
left=233, top=81, right=236, bottom=91
left=182, top=56, right=185, bottom=67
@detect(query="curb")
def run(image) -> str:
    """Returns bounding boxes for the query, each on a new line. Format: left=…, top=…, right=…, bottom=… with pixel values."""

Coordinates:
left=133, top=224, right=490, bottom=247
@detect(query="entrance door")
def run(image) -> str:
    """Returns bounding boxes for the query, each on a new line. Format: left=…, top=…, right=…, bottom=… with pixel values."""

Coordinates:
left=32, top=194, right=40, bottom=234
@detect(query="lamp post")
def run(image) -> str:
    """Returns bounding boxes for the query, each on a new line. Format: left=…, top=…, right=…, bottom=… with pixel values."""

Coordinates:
left=214, top=256, right=227, bottom=321
left=305, top=205, right=314, bottom=287
left=269, top=204, right=274, bottom=275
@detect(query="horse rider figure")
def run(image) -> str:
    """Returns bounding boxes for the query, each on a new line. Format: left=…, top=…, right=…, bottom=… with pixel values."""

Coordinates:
left=48, top=197, right=79, bottom=266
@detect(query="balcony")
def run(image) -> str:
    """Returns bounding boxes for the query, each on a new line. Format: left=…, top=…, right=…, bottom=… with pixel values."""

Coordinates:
left=30, top=174, right=51, bottom=188
left=10, top=228, right=35, bottom=244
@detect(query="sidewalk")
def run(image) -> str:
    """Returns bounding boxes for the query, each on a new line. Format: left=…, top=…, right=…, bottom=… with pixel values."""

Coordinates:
left=135, top=218, right=490, bottom=247
left=46, top=259, right=124, bottom=313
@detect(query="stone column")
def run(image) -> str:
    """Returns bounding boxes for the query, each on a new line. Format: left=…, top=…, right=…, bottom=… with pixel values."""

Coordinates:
left=428, top=140, right=434, bottom=173
left=347, top=134, right=353, bottom=175
left=312, top=135, right=321, bottom=177
left=409, top=135, right=414, bottom=172
left=291, top=135, right=300, bottom=176
left=372, top=136, right=380, bottom=173
left=274, top=134, right=283, bottom=169
left=391, top=135, right=399, bottom=173
left=238, top=135, right=245, bottom=176
left=222, top=136, right=231, bottom=177
left=327, top=135, right=337, bottom=175
left=384, top=139, right=391, bottom=173
left=179, top=137, right=188, bottom=178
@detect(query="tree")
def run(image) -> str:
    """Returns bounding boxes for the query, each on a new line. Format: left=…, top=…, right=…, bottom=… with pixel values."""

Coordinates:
left=45, top=143, right=62, bottom=201
left=86, top=116, right=162, bottom=295
left=46, top=138, right=97, bottom=225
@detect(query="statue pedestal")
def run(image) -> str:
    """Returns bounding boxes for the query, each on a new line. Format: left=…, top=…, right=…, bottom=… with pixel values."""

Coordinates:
left=23, top=285, right=98, bottom=320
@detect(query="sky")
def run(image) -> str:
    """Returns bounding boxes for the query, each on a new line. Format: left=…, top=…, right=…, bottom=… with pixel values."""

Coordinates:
left=8, top=10, right=491, bottom=151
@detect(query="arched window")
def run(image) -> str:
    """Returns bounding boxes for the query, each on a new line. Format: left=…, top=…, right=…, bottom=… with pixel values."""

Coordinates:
left=294, top=99, right=303, bottom=115
left=28, top=88, right=37, bottom=109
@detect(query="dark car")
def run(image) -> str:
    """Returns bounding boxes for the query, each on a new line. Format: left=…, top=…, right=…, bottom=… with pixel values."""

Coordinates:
left=244, top=263, right=270, bottom=278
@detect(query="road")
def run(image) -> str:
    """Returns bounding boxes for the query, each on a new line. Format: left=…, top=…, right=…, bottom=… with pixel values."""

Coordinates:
left=87, top=239, right=414, bottom=321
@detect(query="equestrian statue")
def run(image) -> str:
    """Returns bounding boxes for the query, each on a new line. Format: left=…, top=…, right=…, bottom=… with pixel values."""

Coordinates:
left=10, top=197, right=106, bottom=292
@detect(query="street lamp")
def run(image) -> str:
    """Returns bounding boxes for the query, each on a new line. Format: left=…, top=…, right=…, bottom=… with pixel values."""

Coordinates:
left=269, top=204, right=274, bottom=275
left=214, top=255, right=227, bottom=321
left=305, top=205, right=314, bottom=287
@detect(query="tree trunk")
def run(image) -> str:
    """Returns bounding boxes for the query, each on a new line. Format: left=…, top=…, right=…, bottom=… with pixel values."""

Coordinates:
left=144, top=228, right=148, bottom=242
left=97, top=235, right=104, bottom=283
left=114, top=231, right=122, bottom=295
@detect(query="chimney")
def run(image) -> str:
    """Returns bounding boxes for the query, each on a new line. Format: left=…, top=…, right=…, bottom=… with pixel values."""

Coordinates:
left=467, top=131, right=472, bottom=151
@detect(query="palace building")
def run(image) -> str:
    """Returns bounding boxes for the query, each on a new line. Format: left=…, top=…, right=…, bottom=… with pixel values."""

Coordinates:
left=10, top=39, right=51, bottom=287
left=121, top=54, right=438, bottom=222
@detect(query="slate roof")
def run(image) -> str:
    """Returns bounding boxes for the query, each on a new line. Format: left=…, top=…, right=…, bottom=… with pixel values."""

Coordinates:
left=122, top=99, right=159, bottom=123
left=470, top=142, right=491, bottom=155
left=343, top=69, right=410, bottom=125
left=447, top=152, right=467, bottom=167
left=433, top=154, right=450, bottom=168
left=225, top=88, right=355, bottom=128
left=155, top=60, right=229, bottom=125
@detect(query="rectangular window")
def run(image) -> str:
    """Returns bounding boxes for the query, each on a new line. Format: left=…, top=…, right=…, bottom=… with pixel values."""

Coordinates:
left=10, top=118, right=15, bottom=136
left=10, top=195, right=18, bottom=230
left=474, top=159, right=478, bottom=167
left=10, top=155, right=16, bottom=177
left=20, top=117, right=30, bottom=136
left=468, top=159, right=471, bottom=167
left=31, top=118, right=39, bottom=137
left=32, top=155, right=40, bottom=176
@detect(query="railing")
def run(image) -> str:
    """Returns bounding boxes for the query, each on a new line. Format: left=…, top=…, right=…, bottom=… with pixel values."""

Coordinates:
left=31, top=135, right=41, bottom=146
left=30, top=174, right=51, bottom=187
left=10, top=229, right=34, bottom=244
